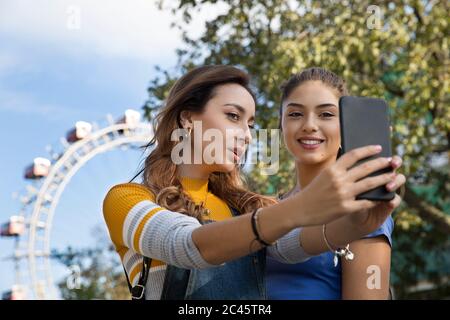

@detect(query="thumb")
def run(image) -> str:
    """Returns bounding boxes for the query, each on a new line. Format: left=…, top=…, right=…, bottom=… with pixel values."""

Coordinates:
left=388, top=194, right=402, bottom=210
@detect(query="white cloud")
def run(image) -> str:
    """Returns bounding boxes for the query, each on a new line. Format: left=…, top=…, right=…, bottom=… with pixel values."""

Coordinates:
left=0, top=0, right=227, bottom=62
left=0, top=87, right=83, bottom=120
left=0, top=49, right=44, bottom=81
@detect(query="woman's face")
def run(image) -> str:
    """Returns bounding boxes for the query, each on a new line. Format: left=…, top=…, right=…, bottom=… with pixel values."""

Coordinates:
left=281, top=80, right=341, bottom=166
left=185, top=83, right=255, bottom=173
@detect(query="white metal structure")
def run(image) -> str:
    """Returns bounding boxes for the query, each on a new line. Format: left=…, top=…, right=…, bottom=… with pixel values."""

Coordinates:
left=1, top=110, right=153, bottom=299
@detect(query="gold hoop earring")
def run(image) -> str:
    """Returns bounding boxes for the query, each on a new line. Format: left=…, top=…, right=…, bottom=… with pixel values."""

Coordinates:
left=183, top=127, right=192, bottom=140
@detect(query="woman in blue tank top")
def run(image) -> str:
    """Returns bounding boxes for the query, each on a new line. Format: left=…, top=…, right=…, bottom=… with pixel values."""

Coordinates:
left=267, top=67, right=396, bottom=300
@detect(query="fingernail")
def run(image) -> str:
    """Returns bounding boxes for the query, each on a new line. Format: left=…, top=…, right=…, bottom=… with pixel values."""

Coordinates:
left=387, top=157, right=392, bottom=162
left=387, top=182, right=395, bottom=190
left=374, top=145, right=382, bottom=151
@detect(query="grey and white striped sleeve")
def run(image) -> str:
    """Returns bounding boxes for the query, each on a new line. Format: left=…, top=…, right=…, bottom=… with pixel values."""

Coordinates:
left=266, top=228, right=313, bottom=264
left=125, top=200, right=221, bottom=270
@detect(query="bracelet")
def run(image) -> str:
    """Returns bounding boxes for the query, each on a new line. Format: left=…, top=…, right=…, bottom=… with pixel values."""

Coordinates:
left=255, top=208, right=277, bottom=246
left=322, top=224, right=354, bottom=267
left=251, top=208, right=275, bottom=247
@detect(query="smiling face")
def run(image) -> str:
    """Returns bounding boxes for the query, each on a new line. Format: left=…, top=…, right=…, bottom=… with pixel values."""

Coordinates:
left=182, top=83, right=255, bottom=173
left=281, top=80, right=341, bottom=166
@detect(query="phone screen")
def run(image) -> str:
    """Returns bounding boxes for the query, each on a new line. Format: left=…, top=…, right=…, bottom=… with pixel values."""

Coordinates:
left=339, top=96, right=395, bottom=201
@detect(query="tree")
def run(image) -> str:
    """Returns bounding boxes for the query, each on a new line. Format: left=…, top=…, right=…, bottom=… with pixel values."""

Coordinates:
left=143, top=0, right=449, bottom=298
left=52, top=225, right=130, bottom=300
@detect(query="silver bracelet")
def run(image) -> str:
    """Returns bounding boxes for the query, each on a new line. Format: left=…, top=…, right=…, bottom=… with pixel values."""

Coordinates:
left=322, top=224, right=354, bottom=267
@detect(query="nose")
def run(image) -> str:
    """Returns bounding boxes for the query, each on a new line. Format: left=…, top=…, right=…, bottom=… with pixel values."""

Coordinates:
left=233, top=126, right=252, bottom=147
left=244, top=125, right=252, bottom=145
left=302, top=114, right=319, bottom=133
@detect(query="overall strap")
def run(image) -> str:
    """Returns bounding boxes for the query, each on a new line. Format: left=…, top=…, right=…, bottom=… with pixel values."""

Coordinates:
left=124, top=178, right=153, bottom=300
left=229, top=206, right=240, bottom=217
left=125, top=256, right=152, bottom=300
left=129, top=206, right=239, bottom=300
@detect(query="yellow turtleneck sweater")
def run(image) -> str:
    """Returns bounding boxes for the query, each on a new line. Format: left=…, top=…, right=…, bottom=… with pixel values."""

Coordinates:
left=102, top=177, right=233, bottom=294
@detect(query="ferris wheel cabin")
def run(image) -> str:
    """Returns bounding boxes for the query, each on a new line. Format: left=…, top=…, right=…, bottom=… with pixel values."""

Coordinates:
left=24, top=157, right=51, bottom=180
left=66, top=121, right=92, bottom=143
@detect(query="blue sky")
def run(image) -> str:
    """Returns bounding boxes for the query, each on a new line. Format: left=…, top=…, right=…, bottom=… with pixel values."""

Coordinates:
left=0, top=0, right=223, bottom=298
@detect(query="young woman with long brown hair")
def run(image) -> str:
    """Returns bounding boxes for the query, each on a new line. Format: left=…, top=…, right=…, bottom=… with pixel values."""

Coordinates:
left=102, top=65, right=405, bottom=300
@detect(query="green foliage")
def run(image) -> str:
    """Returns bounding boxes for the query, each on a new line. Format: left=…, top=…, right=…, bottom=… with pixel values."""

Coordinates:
left=52, top=225, right=130, bottom=300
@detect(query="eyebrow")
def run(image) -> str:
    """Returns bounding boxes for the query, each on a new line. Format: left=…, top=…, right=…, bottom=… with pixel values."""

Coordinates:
left=285, top=102, right=337, bottom=109
left=223, top=103, right=255, bottom=121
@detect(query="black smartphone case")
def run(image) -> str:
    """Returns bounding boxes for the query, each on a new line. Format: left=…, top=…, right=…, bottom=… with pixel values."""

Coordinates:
left=338, top=96, right=395, bottom=201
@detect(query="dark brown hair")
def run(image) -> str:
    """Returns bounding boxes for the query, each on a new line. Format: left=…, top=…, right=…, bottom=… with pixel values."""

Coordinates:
left=278, top=67, right=349, bottom=129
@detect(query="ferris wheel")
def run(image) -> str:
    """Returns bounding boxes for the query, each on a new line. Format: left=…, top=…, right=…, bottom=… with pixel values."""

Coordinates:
left=0, top=109, right=153, bottom=300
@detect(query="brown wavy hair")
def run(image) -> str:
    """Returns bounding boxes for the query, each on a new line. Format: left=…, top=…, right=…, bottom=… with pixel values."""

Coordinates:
left=133, top=65, right=277, bottom=222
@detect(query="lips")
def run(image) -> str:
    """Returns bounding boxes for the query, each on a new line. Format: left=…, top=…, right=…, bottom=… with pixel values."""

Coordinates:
left=297, top=139, right=325, bottom=145
left=230, top=147, right=244, bottom=158
left=227, top=146, right=245, bottom=162
left=297, top=136, right=325, bottom=149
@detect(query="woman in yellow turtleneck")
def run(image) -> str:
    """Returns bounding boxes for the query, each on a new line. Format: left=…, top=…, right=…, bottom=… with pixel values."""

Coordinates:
left=104, top=177, right=245, bottom=299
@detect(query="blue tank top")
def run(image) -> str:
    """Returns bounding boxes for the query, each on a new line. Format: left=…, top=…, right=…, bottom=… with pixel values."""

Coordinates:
left=266, top=216, right=394, bottom=300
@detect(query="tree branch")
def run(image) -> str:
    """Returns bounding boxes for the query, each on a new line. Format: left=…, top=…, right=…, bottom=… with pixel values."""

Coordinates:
left=403, top=184, right=450, bottom=234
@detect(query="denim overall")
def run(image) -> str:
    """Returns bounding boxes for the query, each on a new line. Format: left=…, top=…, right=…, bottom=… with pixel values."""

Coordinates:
left=160, top=207, right=267, bottom=300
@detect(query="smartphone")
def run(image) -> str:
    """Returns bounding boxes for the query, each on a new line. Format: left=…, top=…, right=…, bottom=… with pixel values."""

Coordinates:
left=338, top=96, right=395, bottom=201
